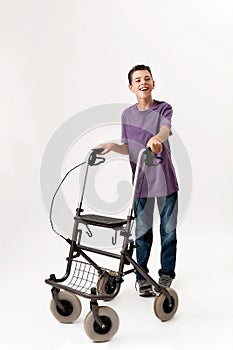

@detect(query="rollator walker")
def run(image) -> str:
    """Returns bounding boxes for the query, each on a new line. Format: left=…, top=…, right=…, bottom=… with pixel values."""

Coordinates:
left=45, top=147, right=178, bottom=342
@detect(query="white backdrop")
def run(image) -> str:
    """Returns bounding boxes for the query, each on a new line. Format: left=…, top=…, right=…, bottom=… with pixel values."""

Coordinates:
left=0, top=1, right=233, bottom=349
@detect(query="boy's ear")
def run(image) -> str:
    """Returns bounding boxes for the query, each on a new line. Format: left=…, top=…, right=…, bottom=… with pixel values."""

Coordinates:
left=128, top=84, right=134, bottom=92
left=153, top=80, right=155, bottom=88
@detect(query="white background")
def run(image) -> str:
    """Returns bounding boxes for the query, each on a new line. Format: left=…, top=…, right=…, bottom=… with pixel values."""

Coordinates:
left=0, top=0, right=233, bottom=349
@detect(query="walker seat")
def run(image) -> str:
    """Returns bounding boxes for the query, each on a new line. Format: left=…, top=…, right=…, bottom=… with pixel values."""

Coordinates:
left=77, top=214, right=127, bottom=228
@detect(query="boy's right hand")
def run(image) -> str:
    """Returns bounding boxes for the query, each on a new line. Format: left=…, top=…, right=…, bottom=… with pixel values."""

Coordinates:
left=94, top=143, right=114, bottom=155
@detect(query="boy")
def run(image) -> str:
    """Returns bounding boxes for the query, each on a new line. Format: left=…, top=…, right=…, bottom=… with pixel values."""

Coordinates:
left=96, top=64, right=179, bottom=296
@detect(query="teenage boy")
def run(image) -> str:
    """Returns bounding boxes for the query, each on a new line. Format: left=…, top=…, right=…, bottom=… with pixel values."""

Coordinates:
left=96, top=64, right=179, bottom=296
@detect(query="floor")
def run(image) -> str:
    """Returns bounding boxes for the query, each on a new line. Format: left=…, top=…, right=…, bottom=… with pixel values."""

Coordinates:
left=1, top=222, right=233, bottom=350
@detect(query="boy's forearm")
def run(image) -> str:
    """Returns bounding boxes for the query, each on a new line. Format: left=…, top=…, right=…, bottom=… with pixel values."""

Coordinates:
left=112, top=143, right=129, bottom=155
left=154, top=125, right=170, bottom=143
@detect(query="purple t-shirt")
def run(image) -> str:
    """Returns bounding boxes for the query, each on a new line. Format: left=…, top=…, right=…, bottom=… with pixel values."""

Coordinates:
left=121, top=100, right=179, bottom=198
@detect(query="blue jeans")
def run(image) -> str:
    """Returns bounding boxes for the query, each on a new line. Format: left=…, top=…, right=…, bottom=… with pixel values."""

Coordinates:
left=134, top=192, right=178, bottom=281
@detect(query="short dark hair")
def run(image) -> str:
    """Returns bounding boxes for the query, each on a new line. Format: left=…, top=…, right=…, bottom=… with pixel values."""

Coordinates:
left=128, top=64, right=153, bottom=85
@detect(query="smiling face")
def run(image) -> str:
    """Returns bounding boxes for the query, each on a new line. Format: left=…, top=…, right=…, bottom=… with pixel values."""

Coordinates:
left=129, top=69, right=155, bottom=99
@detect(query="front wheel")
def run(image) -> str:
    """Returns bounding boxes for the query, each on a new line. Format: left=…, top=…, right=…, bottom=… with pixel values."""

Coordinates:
left=84, top=306, right=119, bottom=342
left=153, top=287, right=178, bottom=321
left=50, top=291, right=82, bottom=323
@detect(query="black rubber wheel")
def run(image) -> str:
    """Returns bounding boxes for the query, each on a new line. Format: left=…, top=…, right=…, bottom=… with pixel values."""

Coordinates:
left=154, top=287, right=178, bottom=321
left=50, top=291, right=82, bottom=323
left=97, top=271, right=119, bottom=297
left=84, top=306, right=119, bottom=342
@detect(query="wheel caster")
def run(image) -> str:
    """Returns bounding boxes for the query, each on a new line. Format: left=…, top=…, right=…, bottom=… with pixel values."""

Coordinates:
left=153, top=287, right=178, bottom=321
left=97, top=271, right=120, bottom=297
left=50, top=291, right=82, bottom=323
left=84, top=306, right=119, bottom=342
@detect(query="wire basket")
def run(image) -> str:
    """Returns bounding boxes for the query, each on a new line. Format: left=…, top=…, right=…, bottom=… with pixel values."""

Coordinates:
left=65, top=260, right=100, bottom=294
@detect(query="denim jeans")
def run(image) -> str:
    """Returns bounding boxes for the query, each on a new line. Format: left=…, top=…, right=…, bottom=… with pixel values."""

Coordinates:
left=134, top=192, right=178, bottom=281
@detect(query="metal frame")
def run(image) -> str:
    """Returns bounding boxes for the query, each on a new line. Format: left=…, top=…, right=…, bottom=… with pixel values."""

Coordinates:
left=45, top=147, right=172, bottom=320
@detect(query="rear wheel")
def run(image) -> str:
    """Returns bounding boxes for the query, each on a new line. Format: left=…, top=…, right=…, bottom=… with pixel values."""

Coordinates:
left=50, top=291, right=82, bottom=323
left=97, top=271, right=119, bottom=297
left=84, top=306, right=119, bottom=342
left=153, top=287, right=178, bottom=321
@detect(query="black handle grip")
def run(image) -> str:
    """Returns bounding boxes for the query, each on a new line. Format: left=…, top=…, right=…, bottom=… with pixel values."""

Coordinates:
left=144, top=147, right=163, bottom=167
left=88, top=148, right=105, bottom=166
left=91, top=148, right=105, bottom=155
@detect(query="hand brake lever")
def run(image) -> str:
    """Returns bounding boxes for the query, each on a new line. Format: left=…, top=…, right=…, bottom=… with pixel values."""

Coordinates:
left=144, top=147, right=163, bottom=167
left=88, top=148, right=105, bottom=166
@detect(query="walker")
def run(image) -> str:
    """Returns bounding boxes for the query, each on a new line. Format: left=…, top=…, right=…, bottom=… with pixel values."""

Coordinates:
left=45, top=147, right=178, bottom=342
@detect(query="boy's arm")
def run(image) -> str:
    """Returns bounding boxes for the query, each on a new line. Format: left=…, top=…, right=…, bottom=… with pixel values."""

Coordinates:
left=95, top=143, right=129, bottom=155
left=146, top=125, right=170, bottom=154
left=154, top=125, right=170, bottom=143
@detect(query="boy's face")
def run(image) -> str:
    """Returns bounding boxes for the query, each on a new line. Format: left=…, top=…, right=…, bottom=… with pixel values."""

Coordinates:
left=129, top=70, right=154, bottom=98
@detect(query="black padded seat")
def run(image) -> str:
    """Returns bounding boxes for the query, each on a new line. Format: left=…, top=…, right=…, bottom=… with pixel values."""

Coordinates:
left=76, top=214, right=127, bottom=228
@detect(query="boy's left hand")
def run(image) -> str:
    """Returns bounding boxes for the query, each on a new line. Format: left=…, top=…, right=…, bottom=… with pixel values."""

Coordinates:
left=146, top=136, right=163, bottom=154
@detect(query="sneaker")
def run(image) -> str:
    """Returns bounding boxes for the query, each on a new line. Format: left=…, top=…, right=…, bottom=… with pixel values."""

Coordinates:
left=158, top=274, right=173, bottom=287
left=136, top=279, right=155, bottom=297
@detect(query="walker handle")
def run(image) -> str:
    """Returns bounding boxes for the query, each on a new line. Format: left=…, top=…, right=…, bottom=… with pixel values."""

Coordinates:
left=144, top=147, right=163, bottom=166
left=88, top=148, right=105, bottom=166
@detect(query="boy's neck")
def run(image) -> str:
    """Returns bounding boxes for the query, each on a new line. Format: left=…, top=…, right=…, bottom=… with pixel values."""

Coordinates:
left=137, top=97, right=154, bottom=111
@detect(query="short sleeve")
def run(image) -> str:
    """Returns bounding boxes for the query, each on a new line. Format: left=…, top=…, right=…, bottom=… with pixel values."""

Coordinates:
left=160, top=104, right=173, bottom=135
left=160, top=104, right=173, bottom=125
left=121, top=112, right=128, bottom=144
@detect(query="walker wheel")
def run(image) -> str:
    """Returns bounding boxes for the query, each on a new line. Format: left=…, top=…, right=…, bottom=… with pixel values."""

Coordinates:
left=97, top=271, right=119, bottom=297
left=84, top=306, right=119, bottom=342
left=153, top=287, right=178, bottom=321
left=50, top=291, right=82, bottom=323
